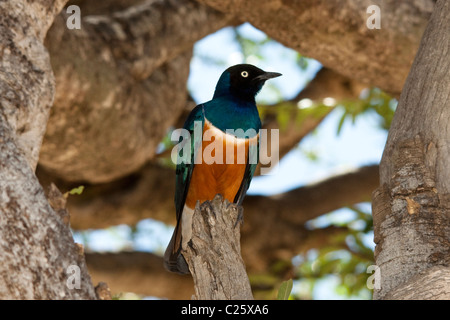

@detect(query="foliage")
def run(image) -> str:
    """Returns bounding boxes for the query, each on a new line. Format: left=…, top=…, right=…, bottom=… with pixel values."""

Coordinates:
left=337, top=88, right=397, bottom=134
left=68, top=185, right=85, bottom=195
left=155, top=128, right=178, bottom=169
left=258, top=102, right=331, bottom=132
left=293, top=205, right=374, bottom=299
left=277, top=279, right=293, bottom=300
left=64, top=185, right=85, bottom=198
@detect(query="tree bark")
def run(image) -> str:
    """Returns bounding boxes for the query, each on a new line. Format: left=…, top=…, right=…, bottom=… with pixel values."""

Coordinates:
left=0, top=0, right=66, bottom=169
left=382, top=266, right=450, bottom=300
left=195, top=0, right=434, bottom=96
left=40, top=0, right=232, bottom=183
left=183, top=195, right=253, bottom=300
left=0, top=0, right=96, bottom=299
left=372, top=0, right=450, bottom=300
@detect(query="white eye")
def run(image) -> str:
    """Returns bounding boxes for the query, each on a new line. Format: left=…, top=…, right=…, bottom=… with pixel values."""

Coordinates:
left=241, top=71, right=249, bottom=78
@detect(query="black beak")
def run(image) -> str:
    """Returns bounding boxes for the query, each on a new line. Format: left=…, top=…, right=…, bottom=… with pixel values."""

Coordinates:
left=254, top=71, right=282, bottom=83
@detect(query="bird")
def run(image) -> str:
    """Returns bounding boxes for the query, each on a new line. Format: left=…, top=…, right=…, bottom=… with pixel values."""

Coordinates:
left=164, top=64, right=281, bottom=274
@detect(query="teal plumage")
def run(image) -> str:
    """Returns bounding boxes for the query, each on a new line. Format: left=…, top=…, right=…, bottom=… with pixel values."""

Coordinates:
left=164, top=64, right=281, bottom=274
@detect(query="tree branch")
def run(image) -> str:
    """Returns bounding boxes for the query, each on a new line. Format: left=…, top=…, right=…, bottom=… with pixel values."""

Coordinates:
left=39, top=164, right=378, bottom=230
left=85, top=251, right=194, bottom=299
left=195, top=0, right=434, bottom=95
left=38, top=163, right=378, bottom=274
left=40, top=0, right=233, bottom=183
left=256, top=67, right=366, bottom=174
left=83, top=225, right=352, bottom=298
left=241, top=165, right=379, bottom=271
left=183, top=195, right=253, bottom=300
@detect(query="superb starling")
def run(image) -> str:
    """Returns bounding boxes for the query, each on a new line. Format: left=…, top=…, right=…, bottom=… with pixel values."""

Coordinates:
left=164, top=64, right=281, bottom=274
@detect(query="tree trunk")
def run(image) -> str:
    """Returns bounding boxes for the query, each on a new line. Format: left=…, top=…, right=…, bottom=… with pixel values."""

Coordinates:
left=0, top=0, right=96, bottom=299
left=183, top=195, right=253, bottom=300
left=372, top=0, right=450, bottom=300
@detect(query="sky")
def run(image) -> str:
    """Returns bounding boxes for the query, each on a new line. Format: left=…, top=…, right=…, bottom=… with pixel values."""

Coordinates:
left=74, top=23, right=388, bottom=299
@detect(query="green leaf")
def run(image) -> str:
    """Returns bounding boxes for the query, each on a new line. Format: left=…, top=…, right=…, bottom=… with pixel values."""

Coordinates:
left=68, top=185, right=84, bottom=195
left=336, top=112, right=347, bottom=135
left=277, top=279, right=293, bottom=300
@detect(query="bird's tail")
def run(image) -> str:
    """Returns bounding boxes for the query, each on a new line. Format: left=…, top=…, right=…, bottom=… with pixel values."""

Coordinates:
left=164, top=224, right=190, bottom=274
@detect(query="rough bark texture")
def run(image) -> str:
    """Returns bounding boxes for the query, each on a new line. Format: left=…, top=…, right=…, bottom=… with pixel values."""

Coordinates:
left=373, top=0, right=450, bottom=300
left=383, top=266, right=450, bottom=300
left=183, top=195, right=253, bottom=300
left=0, top=0, right=96, bottom=299
left=40, top=0, right=232, bottom=183
left=195, top=0, right=434, bottom=96
left=0, top=122, right=95, bottom=299
left=0, top=0, right=65, bottom=169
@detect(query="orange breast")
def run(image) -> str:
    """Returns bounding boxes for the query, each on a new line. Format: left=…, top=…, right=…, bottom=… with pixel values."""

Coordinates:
left=184, top=121, right=254, bottom=209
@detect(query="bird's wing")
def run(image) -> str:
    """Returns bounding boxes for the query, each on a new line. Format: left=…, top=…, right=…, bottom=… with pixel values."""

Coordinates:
left=174, top=104, right=205, bottom=221
left=234, top=136, right=259, bottom=205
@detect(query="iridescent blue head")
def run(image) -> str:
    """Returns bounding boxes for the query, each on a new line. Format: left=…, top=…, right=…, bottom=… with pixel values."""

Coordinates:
left=213, top=64, right=282, bottom=102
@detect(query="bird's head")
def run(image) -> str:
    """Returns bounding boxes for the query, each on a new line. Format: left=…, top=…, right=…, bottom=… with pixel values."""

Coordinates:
left=213, top=64, right=282, bottom=101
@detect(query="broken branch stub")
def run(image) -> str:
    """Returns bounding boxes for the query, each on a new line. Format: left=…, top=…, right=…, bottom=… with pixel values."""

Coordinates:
left=183, top=194, right=253, bottom=300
